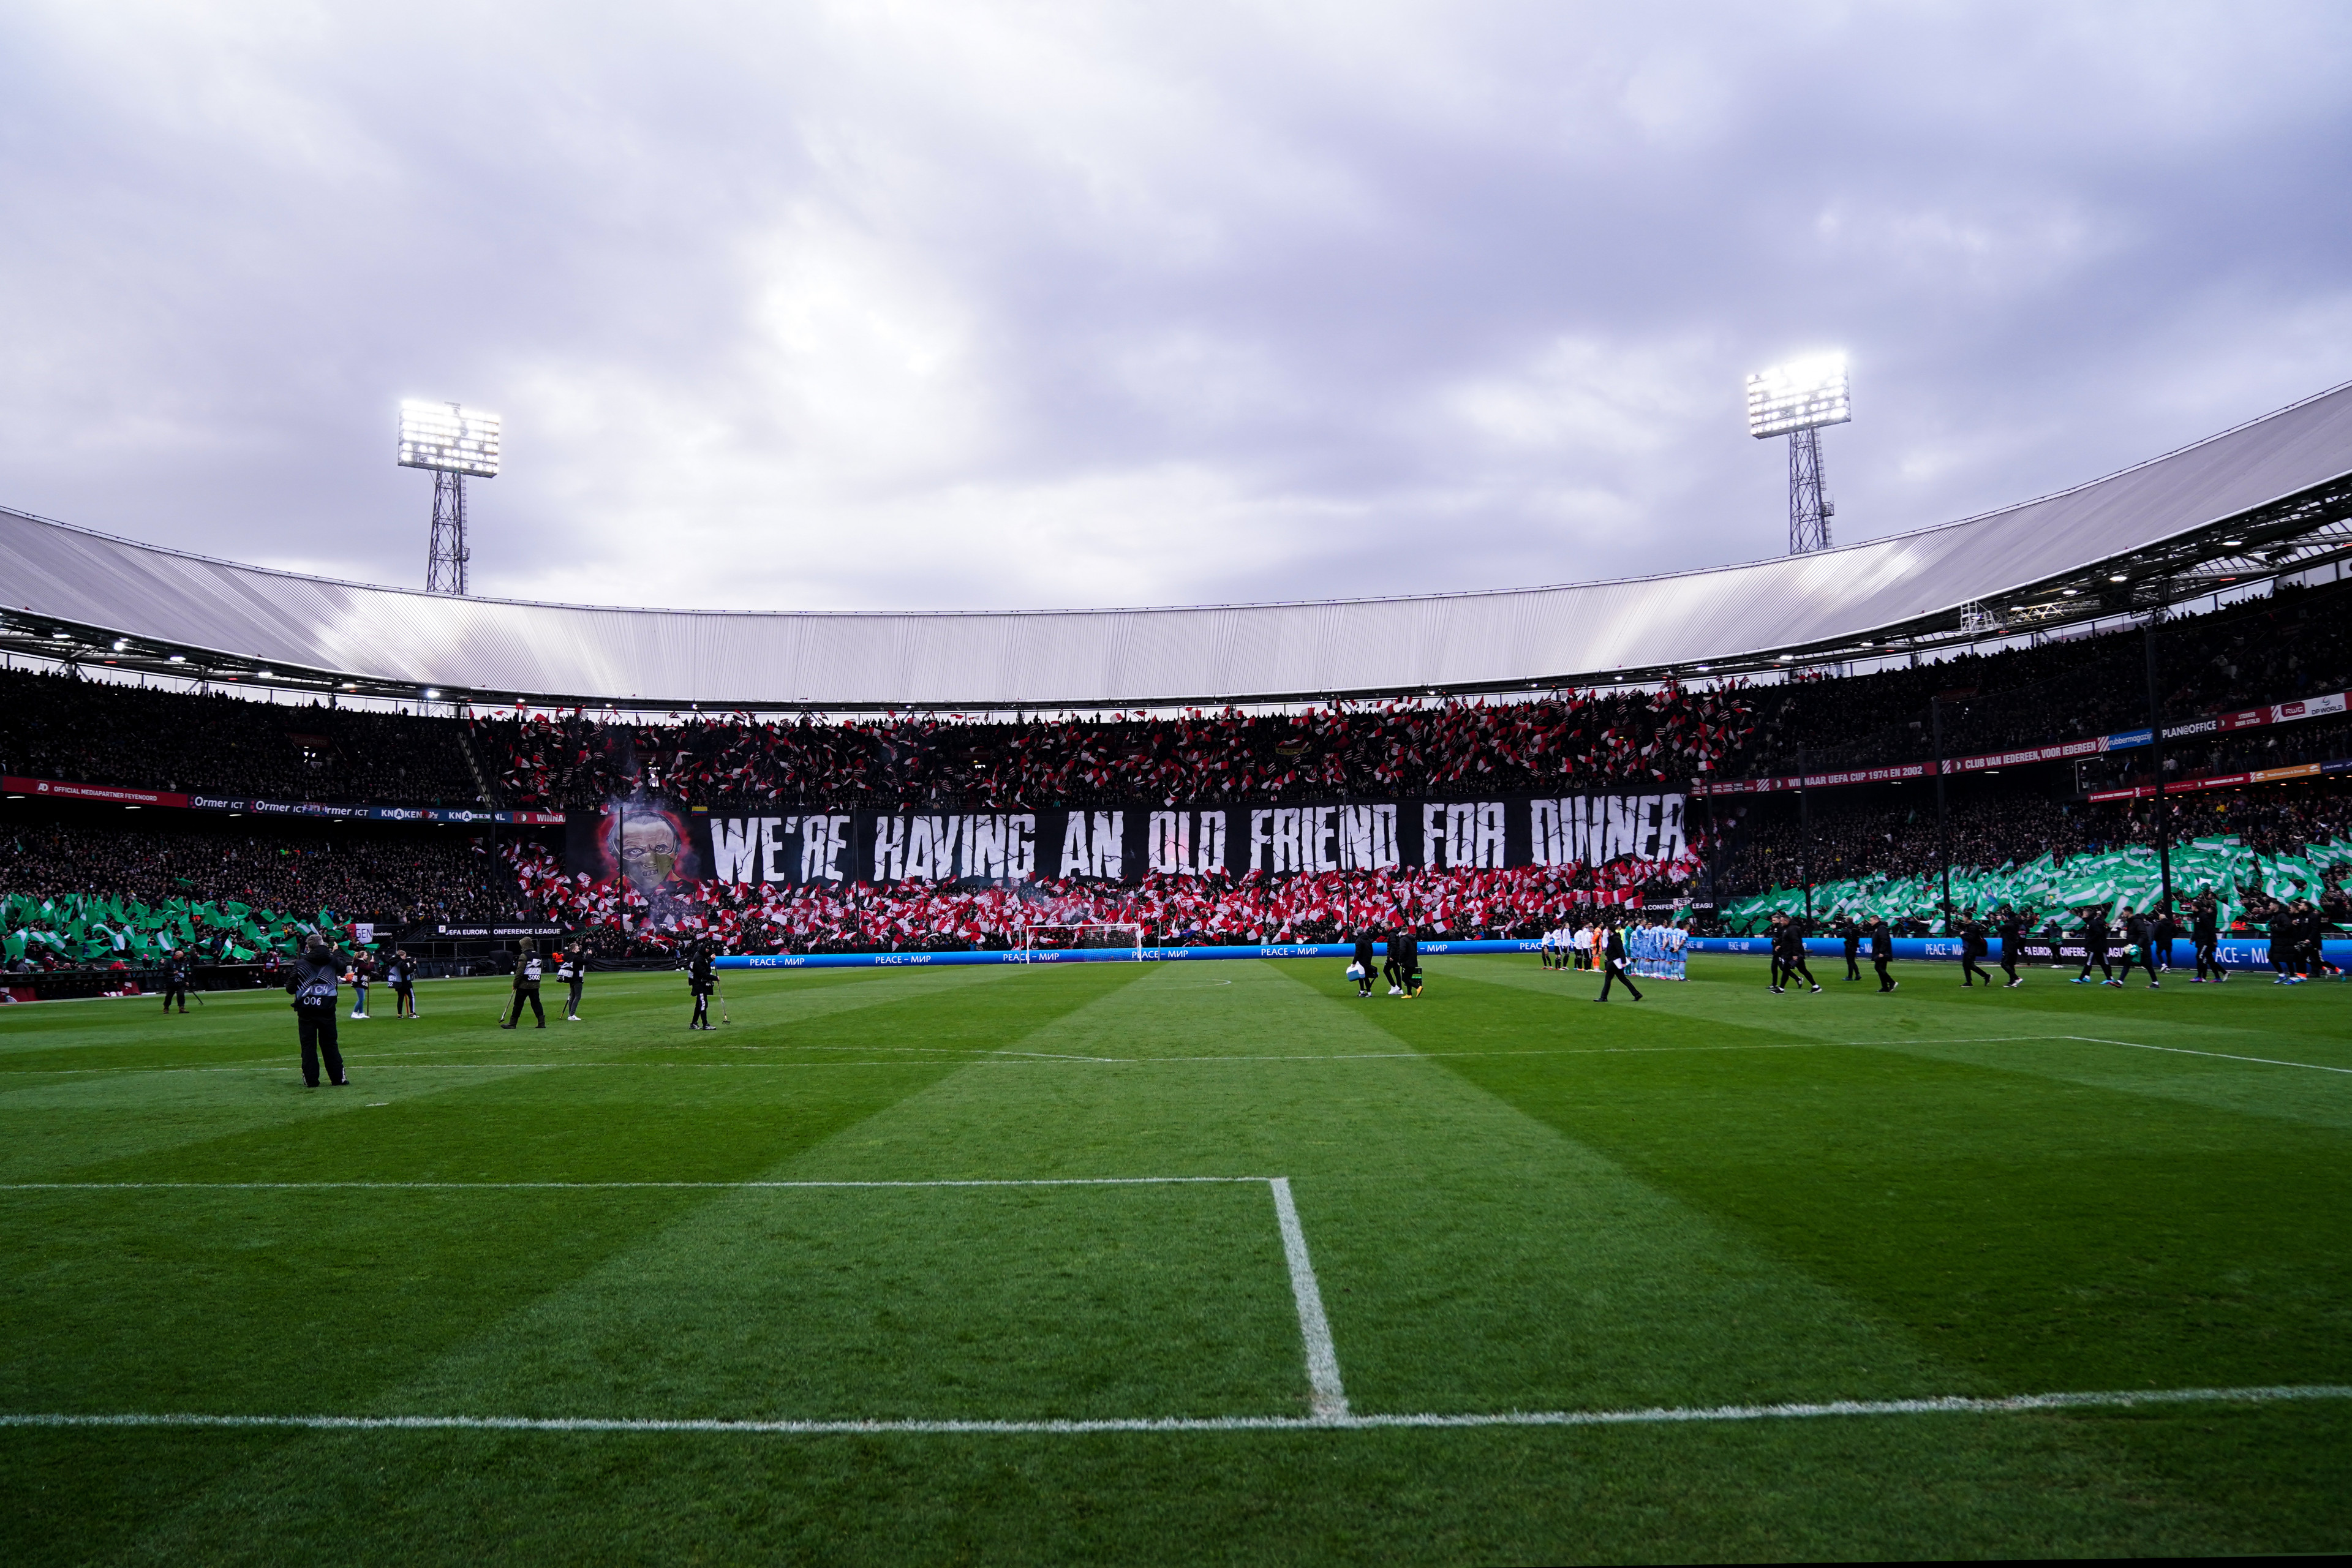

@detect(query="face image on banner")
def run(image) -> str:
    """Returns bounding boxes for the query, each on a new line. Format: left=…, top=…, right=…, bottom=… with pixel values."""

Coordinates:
left=576, top=799, right=706, bottom=930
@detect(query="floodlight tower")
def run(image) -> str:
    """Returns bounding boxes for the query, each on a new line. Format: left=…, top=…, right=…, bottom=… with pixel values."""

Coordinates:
left=398, top=399, right=502, bottom=594
left=1746, top=355, right=1850, bottom=555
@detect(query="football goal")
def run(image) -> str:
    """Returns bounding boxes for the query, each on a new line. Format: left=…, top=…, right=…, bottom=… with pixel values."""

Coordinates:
left=1019, top=922, right=1145, bottom=962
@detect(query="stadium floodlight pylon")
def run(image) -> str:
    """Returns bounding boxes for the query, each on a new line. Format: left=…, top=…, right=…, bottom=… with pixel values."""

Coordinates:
left=1019, top=922, right=1145, bottom=962
left=399, top=399, right=502, bottom=595
left=1747, top=355, right=1850, bottom=556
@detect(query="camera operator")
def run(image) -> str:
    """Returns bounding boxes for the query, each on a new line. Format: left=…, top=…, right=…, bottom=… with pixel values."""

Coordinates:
left=285, top=933, right=349, bottom=1088
left=161, top=948, right=191, bottom=1015
left=502, top=938, right=548, bottom=1028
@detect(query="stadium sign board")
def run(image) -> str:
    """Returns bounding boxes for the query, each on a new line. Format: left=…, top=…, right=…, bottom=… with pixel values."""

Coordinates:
left=1, top=776, right=565, bottom=826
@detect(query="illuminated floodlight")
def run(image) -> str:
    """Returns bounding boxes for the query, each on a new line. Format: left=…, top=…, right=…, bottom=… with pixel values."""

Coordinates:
left=401, top=399, right=498, bottom=595
left=1747, top=355, right=1850, bottom=439
left=399, top=400, right=502, bottom=477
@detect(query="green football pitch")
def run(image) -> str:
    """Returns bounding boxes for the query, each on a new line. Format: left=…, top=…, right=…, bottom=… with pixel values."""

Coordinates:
left=4, top=954, right=2349, bottom=1563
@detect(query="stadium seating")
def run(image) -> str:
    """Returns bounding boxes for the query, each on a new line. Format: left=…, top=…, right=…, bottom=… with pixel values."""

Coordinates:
left=5, top=574, right=2350, bottom=963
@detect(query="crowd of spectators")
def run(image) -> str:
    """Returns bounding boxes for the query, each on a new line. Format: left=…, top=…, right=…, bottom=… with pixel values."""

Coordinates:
left=0, top=823, right=519, bottom=927
left=1718, top=778, right=2352, bottom=895
left=2079, top=713, right=2352, bottom=793
left=9, top=576, right=2349, bottom=821
left=0, top=667, right=483, bottom=805
left=1746, top=576, right=2352, bottom=779
left=479, top=687, right=1760, bottom=812
left=503, top=840, right=1668, bottom=955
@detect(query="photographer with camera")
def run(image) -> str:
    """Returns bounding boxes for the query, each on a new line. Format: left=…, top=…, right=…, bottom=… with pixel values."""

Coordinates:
left=285, top=933, right=349, bottom=1088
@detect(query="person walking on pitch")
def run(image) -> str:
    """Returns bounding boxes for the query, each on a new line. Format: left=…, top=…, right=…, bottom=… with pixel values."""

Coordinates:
left=349, top=948, right=372, bottom=1019
left=1839, top=917, right=1862, bottom=981
left=1595, top=918, right=1642, bottom=1002
left=1871, top=918, right=1897, bottom=993
left=1997, top=908, right=2026, bottom=987
left=2074, top=908, right=2117, bottom=986
left=1777, top=917, right=1820, bottom=993
left=161, top=948, right=191, bottom=1014
left=502, top=940, right=547, bottom=1028
left=1959, top=915, right=1992, bottom=987
left=1395, top=929, right=1423, bottom=998
left=2190, top=895, right=2224, bottom=982
left=2117, top=909, right=2162, bottom=989
left=688, top=943, right=718, bottom=1028
left=1351, top=930, right=1378, bottom=998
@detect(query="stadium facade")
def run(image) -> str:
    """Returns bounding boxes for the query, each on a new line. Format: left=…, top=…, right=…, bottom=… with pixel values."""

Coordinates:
left=5, top=381, right=2352, bottom=712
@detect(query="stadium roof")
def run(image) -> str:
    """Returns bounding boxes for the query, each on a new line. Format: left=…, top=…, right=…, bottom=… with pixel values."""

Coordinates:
left=6, top=380, right=2352, bottom=712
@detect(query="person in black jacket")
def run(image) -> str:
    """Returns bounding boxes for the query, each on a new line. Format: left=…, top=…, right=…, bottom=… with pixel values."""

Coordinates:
left=2116, top=910, right=2161, bottom=989
left=2189, top=895, right=2224, bottom=982
left=2073, top=908, right=2116, bottom=986
left=1959, top=916, right=1992, bottom=988
left=1838, top=918, right=1862, bottom=982
left=161, top=948, right=191, bottom=1014
left=1396, top=929, right=1423, bottom=998
left=387, top=948, right=419, bottom=1017
left=688, top=944, right=717, bottom=1029
left=1996, top=908, right=2026, bottom=989
left=1382, top=926, right=1409, bottom=995
left=502, top=938, right=547, bottom=1028
left=559, top=946, right=587, bottom=1020
left=1871, top=918, right=1896, bottom=993
left=2152, top=904, right=2178, bottom=975
left=1766, top=914, right=1789, bottom=992
left=1779, top=917, right=1820, bottom=993
left=1595, top=917, right=1642, bottom=1002
left=1351, top=930, right=1378, bottom=998
left=285, top=934, right=348, bottom=1088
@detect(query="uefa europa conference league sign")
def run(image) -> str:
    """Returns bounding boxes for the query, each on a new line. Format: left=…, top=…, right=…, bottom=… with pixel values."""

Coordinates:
left=564, top=794, right=1691, bottom=888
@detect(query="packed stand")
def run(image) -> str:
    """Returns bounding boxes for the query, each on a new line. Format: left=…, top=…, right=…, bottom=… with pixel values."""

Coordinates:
left=0, top=667, right=484, bottom=805
left=1744, top=576, right=2352, bottom=779
left=1718, top=781, right=2352, bottom=896
left=482, top=687, right=1760, bottom=813
left=0, top=823, right=519, bottom=941
left=504, top=840, right=1678, bottom=956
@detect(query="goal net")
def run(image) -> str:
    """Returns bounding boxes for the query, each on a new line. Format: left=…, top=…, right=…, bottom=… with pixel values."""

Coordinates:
left=1019, top=922, right=1145, bottom=962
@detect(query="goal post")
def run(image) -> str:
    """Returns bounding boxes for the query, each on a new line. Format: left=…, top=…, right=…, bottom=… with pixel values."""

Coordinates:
left=1019, top=922, right=1145, bottom=962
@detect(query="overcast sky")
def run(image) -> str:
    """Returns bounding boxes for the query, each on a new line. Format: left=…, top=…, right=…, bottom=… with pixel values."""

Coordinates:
left=3, top=2, right=2348, bottom=614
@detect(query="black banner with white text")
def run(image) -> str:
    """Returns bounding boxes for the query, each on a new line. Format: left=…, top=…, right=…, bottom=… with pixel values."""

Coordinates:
left=565, top=793, right=1691, bottom=890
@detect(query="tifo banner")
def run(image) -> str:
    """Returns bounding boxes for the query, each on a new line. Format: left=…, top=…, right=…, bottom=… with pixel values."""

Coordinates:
left=1719, top=832, right=2352, bottom=932
left=565, top=793, right=1694, bottom=890
left=715, top=938, right=1547, bottom=970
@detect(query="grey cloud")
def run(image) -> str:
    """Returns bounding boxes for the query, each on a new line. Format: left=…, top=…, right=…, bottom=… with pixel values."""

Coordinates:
left=1, top=1, right=2347, bottom=614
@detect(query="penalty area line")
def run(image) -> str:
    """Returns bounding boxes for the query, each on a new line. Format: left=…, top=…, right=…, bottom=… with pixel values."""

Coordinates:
left=7, top=1385, right=2345, bottom=1438
left=0, top=1177, right=1273, bottom=1192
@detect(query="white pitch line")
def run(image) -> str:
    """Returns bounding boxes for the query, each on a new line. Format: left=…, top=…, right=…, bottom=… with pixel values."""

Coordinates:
left=1268, top=1177, right=1349, bottom=1421
left=2062, top=1035, right=2352, bottom=1076
left=0, top=1177, right=1269, bottom=1192
left=6, top=1384, right=2343, bottom=1438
